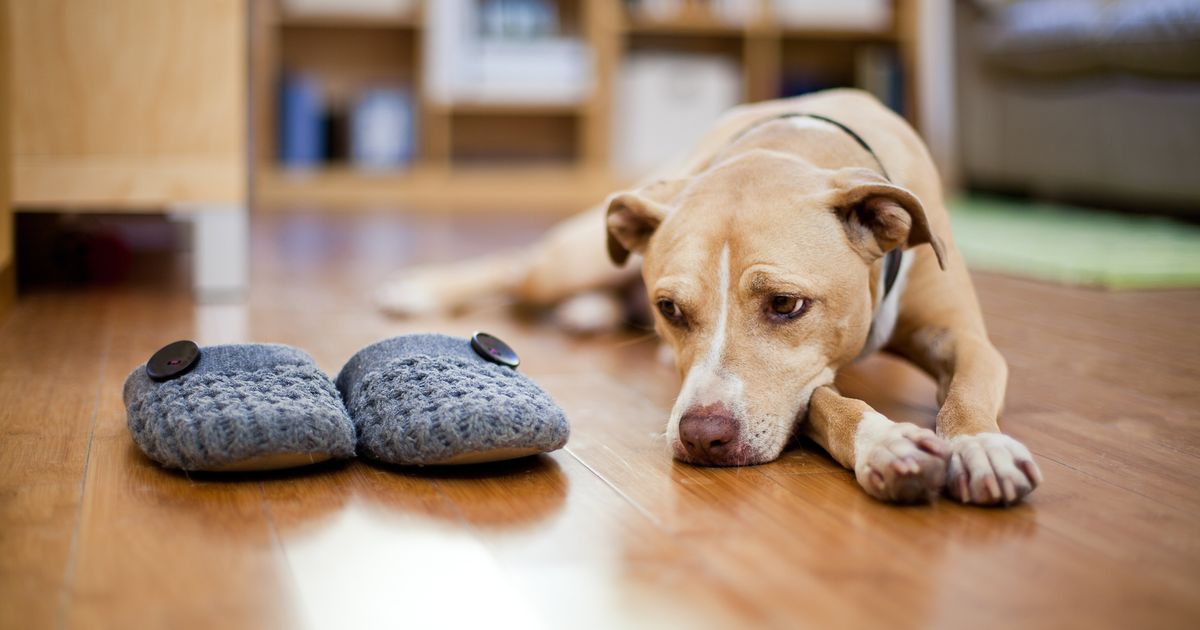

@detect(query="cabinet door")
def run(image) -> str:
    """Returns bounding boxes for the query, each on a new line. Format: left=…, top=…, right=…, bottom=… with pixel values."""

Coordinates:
left=10, top=0, right=246, bottom=208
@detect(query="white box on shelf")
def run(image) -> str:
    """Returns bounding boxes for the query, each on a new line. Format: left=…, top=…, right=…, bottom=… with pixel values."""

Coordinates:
left=468, top=39, right=592, bottom=104
left=351, top=88, right=416, bottom=170
left=424, top=0, right=593, bottom=106
left=713, top=0, right=761, bottom=25
left=612, top=53, right=742, bottom=178
left=771, top=0, right=892, bottom=31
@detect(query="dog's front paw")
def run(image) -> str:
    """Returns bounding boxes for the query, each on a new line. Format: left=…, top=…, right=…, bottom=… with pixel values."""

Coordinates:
left=946, top=433, right=1043, bottom=506
left=855, top=415, right=949, bottom=503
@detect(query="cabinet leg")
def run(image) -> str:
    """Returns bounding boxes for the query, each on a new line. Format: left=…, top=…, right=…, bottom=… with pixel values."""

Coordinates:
left=172, top=206, right=248, bottom=301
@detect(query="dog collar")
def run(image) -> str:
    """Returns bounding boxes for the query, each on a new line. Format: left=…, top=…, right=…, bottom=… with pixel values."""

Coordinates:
left=881, top=249, right=902, bottom=298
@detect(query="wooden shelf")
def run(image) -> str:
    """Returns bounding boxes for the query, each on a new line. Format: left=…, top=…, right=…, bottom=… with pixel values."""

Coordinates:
left=251, top=1, right=922, bottom=211
left=438, top=101, right=586, bottom=117
left=621, top=3, right=752, bottom=37
left=621, top=17, right=747, bottom=37
left=778, top=26, right=897, bottom=42
left=273, top=9, right=895, bottom=41
left=257, top=164, right=628, bottom=213
left=623, top=22, right=897, bottom=43
left=276, top=12, right=419, bottom=29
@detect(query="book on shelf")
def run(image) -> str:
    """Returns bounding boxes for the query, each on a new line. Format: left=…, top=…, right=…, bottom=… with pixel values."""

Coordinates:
left=279, top=74, right=417, bottom=171
left=279, top=73, right=325, bottom=168
left=777, top=45, right=903, bottom=115
left=854, top=44, right=904, bottom=115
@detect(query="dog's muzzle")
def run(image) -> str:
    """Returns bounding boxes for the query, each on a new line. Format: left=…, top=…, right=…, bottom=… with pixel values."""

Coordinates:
left=675, top=403, right=750, bottom=466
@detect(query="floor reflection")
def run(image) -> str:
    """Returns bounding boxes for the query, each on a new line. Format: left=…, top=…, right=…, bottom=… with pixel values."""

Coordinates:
left=284, top=502, right=548, bottom=630
left=359, top=455, right=569, bottom=529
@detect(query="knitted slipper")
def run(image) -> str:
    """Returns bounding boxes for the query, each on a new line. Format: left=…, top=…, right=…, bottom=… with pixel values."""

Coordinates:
left=336, top=333, right=569, bottom=465
left=123, top=341, right=356, bottom=472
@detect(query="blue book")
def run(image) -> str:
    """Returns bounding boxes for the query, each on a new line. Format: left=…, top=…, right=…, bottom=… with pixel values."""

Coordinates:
left=279, top=73, right=325, bottom=168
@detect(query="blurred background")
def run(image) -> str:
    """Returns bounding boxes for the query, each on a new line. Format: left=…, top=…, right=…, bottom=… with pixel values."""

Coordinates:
left=1, top=0, right=1198, bottom=314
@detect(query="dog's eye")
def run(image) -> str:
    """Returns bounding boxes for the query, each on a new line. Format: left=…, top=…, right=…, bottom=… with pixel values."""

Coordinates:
left=657, top=298, right=685, bottom=324
left=769, top=295, right=808, bottom=319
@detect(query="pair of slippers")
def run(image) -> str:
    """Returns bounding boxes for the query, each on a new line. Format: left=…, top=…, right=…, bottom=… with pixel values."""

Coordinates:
left=122, top=333, right=570, bottom=472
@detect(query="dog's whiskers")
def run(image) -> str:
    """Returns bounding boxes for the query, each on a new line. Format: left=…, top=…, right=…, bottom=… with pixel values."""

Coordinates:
left=611, top=332, right=659, bottom=348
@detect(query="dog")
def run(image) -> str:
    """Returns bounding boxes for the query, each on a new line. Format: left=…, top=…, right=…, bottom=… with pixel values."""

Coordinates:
left=377, top=89, right=1042, bottom=505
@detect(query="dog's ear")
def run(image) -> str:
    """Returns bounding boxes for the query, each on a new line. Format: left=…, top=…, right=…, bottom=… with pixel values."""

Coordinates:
left=605, top=178, right=684, bottom=266
left=832, top=168, right=947, bottom=270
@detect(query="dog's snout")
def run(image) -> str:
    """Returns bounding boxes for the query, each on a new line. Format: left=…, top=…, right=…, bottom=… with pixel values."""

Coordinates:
left=678, top=406, right=741, bottom=464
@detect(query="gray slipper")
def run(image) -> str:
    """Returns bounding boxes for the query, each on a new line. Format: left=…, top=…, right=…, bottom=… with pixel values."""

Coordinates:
left=336, top=333, right=569, bottom=465
left=124, top=342, right=356, bottom=472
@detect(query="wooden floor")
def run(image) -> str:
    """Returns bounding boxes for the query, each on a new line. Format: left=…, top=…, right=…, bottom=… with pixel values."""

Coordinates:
left=2, top=211, right=1198, bottom=630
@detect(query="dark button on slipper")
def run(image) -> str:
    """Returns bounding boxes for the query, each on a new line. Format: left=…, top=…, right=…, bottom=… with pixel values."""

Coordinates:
left=336, top=333, right=569, bottom=465
left=124, top=342, right=356, bottom=472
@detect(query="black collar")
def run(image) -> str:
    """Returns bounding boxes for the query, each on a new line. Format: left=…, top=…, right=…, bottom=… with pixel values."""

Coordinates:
left=730, top=112, right=903, bottom=298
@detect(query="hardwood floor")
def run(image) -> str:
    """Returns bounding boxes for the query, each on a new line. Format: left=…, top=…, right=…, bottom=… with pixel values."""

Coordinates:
left=1, top=211, right=1198, bottom=629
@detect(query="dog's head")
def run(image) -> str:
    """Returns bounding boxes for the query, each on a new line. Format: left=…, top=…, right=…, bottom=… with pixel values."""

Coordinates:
left=606, top=149, right=945, bottom=466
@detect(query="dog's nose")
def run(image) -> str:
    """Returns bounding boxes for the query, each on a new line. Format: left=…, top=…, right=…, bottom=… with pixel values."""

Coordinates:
left=678, top=407, right=740, bottom=464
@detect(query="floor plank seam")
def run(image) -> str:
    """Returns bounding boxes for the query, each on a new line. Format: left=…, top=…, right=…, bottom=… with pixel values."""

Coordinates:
left=1034, top=450, right=1195, bottom=515
left=562, top=446, right=664, bottom=529
left=1011, top=470, right=1199, bottom=577
left=56, top=305, right=111, bottom=630
left=1015, top=416, right=1200, bottom=507
left=256, top=482, right=302, bottom=618
left=759, top=469, right=853, bottom=518
left=1031, top=418, right=1200, bottom=465
left=426, top=476, right=475, bottom=529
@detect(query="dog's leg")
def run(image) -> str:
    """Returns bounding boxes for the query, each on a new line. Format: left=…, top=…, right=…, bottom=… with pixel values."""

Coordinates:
left=377, top=205, right=639, bottom=316
left=804, top=385, right=949, bottom=503
left=892, top=323, right=1043, bottom=505
left=376, top=249, right=530, bottom=316
left=513, top=206, right=641, bottom=305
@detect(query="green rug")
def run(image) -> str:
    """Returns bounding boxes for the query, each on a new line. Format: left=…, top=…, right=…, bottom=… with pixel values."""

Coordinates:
left=947, top=195, right=1200, bottom=290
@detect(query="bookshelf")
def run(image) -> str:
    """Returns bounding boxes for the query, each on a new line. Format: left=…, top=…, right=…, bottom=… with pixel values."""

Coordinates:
left=253, top=0, right=919, bottom=212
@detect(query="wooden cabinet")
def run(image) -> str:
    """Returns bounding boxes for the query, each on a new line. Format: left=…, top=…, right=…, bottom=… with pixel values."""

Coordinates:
left=6, top=0, right=249, bottom=296
left=9, top=0, right=247, bottom=208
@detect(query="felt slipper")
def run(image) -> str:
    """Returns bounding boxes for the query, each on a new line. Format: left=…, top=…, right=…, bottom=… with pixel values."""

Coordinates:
left=124, top=341, right=356, bottom=472
left=336, top=333, right=569, bottom=465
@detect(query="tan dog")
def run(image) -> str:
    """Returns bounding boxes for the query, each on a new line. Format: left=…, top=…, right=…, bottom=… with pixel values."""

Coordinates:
left=378, top=89, right=1042, bottom=505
